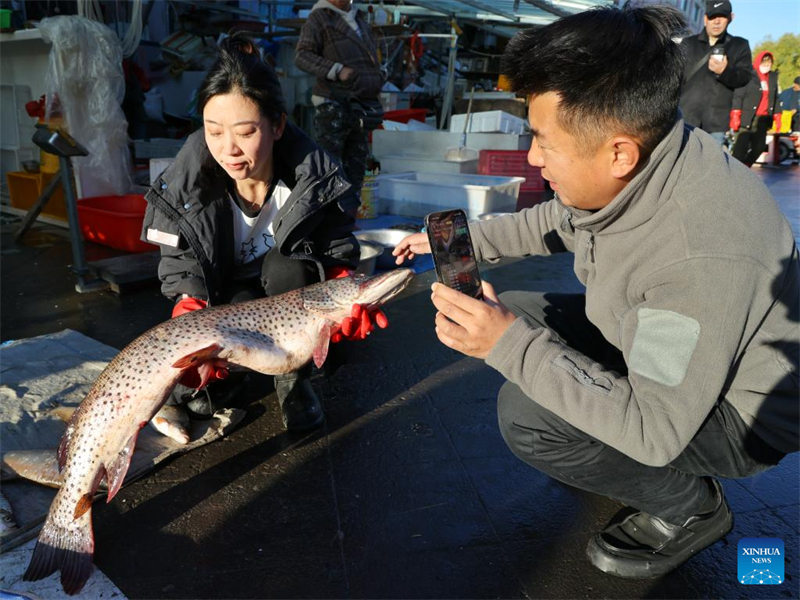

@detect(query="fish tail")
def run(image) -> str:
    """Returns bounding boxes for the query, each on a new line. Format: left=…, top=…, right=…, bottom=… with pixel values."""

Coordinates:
left=23, top=500, right=94, bottom=595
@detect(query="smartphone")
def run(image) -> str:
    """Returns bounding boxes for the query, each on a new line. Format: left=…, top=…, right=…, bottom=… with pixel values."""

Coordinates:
left=710, top=47, right=725, bottom=62
left=424, top=209, right=483, bottom=299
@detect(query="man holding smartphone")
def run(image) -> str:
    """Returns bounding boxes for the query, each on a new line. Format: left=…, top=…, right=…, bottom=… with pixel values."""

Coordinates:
left=394, top=4, right=798, bottom=580
left=679, top=0, right=753, bottom=145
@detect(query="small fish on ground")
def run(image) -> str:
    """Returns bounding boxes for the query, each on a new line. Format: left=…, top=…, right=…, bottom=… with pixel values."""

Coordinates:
left=149, top=404, right=191, bottom=444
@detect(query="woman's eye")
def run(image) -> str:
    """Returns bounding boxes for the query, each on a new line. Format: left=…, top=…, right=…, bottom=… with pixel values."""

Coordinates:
left=207, top=131, right=222, bottom=137
left=237, top=131, right=256, bottom=138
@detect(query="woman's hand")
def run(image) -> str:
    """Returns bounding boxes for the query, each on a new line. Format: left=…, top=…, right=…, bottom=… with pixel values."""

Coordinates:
left=392, top=232, right=431, bottom=265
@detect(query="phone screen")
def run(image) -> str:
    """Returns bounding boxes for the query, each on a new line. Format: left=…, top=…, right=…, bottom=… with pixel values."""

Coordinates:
left=425, top=209, right=483, bottom=299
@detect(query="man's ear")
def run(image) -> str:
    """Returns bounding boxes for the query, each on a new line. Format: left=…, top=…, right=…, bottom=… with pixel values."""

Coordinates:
left=273, top=113, right=288, bottom=140
left=608, top=136, right=641, bottom=180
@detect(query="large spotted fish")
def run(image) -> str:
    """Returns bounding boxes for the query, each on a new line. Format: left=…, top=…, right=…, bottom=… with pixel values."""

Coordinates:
left=23, top=269, right=414, bottom=595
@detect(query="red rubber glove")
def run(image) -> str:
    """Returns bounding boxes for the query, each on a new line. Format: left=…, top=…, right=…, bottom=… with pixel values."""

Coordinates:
left=325, top=265, right=353, bottom=280
left=172, top=296, right=208, bottom=318
left=772, top=113, right=782, bottom=133
left=331, top=303, right=389, bottom=343
left=323, top=267, right=388, bottom=342
left=172, top=297, right=229, bottom=389
left=729, top=109, right=742, bottom=132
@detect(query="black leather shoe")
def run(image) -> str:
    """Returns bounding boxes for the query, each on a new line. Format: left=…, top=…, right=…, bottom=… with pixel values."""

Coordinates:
left=275, top=367, right=324, bottom=432
left=586, top=479, right=733, bottom=579
left=183, top=374, right=248, bottom=420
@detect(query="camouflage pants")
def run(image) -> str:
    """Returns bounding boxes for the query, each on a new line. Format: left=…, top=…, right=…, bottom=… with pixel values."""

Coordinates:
left=314, top=101, right=368, bottom=196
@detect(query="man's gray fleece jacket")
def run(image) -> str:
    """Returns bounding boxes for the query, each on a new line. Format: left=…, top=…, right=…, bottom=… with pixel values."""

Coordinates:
left=472, top=120, right=799, bottom=466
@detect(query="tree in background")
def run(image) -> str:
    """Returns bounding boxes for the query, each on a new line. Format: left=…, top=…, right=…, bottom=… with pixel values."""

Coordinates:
left=754, top=33, right=800, bottom=91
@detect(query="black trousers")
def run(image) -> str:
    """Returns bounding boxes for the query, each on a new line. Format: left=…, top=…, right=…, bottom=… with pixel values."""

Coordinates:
left=731, top=115, right=773, bottom=167
left=496, top=291, right=785, bottom=524
left=224, top=249, right=321, bottom=304
left=313, top=100, right=369, bottom=197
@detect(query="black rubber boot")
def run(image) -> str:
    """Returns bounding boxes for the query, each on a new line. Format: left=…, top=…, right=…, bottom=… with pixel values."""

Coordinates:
left=180, top=373, right=248, bottom=420
left=275, top=366, right=324, bottom=432
left=586, top=478, right=733, bottom=579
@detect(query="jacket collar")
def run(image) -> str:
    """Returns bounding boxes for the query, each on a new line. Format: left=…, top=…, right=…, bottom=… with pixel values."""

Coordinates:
left=697, top=27, right=729, bottom=46
left=566, top=118, right=688, bottom=235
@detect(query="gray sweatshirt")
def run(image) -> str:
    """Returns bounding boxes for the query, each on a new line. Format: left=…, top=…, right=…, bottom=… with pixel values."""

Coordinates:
left=473, top=120, right=799, bottom=466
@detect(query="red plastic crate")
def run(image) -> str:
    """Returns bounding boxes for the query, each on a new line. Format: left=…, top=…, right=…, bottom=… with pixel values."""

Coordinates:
left=478, top=150, right=544, bottom=192
left=384, top=108, right=427, bottom=124
left=77, top=194, right=157, bottom=253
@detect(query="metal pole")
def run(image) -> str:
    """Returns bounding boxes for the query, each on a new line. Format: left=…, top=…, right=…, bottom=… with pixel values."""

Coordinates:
left=14, top=171, right=63, bottom=242
left=59, top=156, right=89, bottom=280
left=59, top=156, right=108, bottom=292
left=439, top=28, right=458, bottom=130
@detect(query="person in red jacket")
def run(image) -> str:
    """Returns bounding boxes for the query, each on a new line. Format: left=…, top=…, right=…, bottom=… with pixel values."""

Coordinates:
left=730, top=51, right=780, bottom=166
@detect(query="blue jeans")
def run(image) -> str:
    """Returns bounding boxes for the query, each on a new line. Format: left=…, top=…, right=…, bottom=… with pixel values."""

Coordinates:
left=496, top=291, right=786, bottom=524
left=709, top=131, right=727, bottom=145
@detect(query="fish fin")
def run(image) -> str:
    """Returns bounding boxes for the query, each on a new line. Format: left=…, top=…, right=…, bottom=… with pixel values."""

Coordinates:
left=74, top=466, right=106, bottom=519
left=74, top=493, right=93, bottom=520
left=313, top=321, right=333, bottom=369
left=24, top=500, right=95, bottom=595
left=104, top=427, right=142, bottom=502
left=172, top=343, right=222, bottom=369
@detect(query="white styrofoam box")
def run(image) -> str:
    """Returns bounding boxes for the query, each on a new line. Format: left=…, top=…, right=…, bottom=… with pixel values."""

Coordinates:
left=377, top=172, right=524, bottom=220
left=372, top=130, right=532, bottom=160
left=406, top=119, right=435, bottom=131
left=378, top=155, right=477, bottom=175
left=0, top=84, right=36, bottom=151
left=159, top=70, right=207, bottom=119
left=149, top=157, right=175, bottom=184
left=449, top=110, right=527, bottom=135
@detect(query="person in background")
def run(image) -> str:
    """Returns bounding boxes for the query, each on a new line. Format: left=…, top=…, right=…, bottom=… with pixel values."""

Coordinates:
left=778, top=76, right=800, bottom=132
left=294, top=0, right=385, bottom=199
left=141, top=35, right=383, bottom=437
left=679, top=0, right=753, bottom=145
left=394, top=4, right=798, bottom=579
left=730, top=51, right=780, bottom=167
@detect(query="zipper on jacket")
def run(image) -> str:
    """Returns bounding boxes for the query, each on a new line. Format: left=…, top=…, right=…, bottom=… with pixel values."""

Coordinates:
left=147, top=190, right=216, bottom=304
left=553, top=355, right=612, bottom=395
left=583, top=234, right=595, bottom=264
left=275, top=167, right=340, bottom=239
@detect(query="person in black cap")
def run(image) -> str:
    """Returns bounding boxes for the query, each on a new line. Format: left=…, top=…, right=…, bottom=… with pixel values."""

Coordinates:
left=679, top=0, right=754, bottom=145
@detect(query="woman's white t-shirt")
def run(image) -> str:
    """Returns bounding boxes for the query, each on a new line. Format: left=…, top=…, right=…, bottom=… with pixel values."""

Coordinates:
left=230, top=180, right=290, bottom=279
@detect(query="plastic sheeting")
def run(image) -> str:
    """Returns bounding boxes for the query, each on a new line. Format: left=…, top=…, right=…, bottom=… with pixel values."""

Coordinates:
left=36, top=16, right=133, bottom=196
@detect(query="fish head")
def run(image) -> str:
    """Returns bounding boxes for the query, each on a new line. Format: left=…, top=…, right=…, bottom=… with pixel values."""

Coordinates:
left=302, top=269, right=415, bottom=321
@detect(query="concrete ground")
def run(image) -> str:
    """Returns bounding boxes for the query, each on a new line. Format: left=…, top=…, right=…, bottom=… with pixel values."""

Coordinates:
left=1, top=164, right=798, bottom=599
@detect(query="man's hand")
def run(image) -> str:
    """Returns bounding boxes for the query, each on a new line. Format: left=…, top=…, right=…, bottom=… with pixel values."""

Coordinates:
left=331, top=304, right=388, bottom=342
left=338, top=66, right=355, bottom=81
left=708, top=55, right=727, bottom=75
left=430, top=281, right=516, bottom=359
left=392, top=232, right=431, bottom=265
